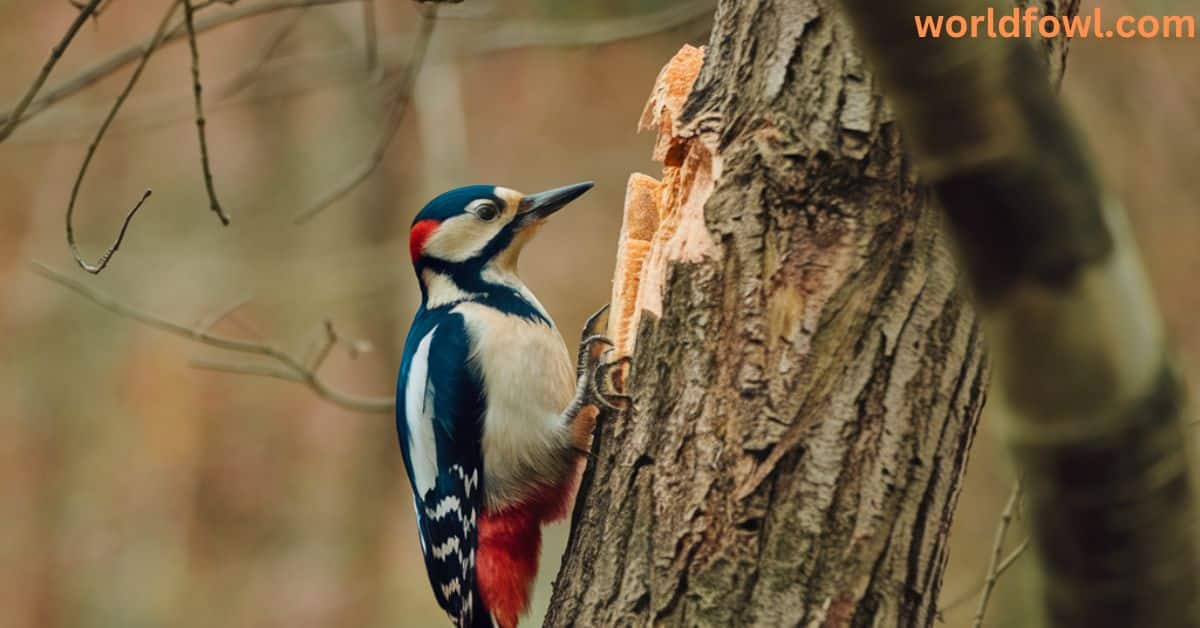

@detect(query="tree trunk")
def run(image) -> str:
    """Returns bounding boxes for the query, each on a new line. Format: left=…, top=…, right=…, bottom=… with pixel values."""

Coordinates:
left=543, top=1, right=1021, bottom=625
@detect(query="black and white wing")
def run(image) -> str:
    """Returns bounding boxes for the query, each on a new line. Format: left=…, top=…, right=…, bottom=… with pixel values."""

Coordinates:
left=397, top=311, right=492, bottom=628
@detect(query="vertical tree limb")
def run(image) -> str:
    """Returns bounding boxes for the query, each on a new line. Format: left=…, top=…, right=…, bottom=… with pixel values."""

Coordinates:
left=835, top=0, right=1199, bottom=626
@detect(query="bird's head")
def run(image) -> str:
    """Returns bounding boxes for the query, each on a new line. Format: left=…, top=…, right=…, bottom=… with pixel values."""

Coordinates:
left=408, top=182, right=593, bottom=276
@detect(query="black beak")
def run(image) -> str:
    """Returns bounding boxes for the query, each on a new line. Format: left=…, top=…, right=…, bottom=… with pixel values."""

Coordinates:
left=516, top=181, right=594, bottom=224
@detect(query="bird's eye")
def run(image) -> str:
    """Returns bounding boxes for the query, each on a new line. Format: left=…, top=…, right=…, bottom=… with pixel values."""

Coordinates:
left=471, top=200, right=500, bottom=222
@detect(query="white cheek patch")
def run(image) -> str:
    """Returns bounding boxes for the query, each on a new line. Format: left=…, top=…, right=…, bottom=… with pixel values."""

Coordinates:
left=422, top=213, right=506, bottom=262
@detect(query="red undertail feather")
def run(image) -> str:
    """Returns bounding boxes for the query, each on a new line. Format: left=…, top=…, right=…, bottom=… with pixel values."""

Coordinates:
left=477, top=473, right=580, bottom=628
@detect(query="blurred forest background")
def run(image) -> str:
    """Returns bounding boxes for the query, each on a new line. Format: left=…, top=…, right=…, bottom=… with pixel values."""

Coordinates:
left=0, top=1, right=1194, bottom=626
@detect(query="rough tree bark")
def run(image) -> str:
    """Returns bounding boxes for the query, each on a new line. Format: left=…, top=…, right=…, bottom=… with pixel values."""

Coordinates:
left=544, top=1, right=1079, bottom=626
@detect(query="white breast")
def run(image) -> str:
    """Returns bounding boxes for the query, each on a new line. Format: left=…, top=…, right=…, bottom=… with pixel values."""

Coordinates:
left=453, top=301, right=576, bottom=509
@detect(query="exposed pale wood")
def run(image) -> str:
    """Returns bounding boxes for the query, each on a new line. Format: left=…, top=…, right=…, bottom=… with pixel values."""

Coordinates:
left=609, top=173, right=660, bottom=357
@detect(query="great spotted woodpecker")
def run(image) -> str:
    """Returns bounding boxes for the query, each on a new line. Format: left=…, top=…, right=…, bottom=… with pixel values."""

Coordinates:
left=397, top=182, right=628, bottom=627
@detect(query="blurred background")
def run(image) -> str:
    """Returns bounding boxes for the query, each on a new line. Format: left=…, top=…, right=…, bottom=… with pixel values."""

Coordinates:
left=0, top=1, right=1194, bottom=626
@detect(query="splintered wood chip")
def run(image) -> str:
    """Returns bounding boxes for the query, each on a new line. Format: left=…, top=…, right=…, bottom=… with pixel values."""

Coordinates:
left=640, top=44, right=705, bottom=164
left=609, top=44, right=715, bottom=358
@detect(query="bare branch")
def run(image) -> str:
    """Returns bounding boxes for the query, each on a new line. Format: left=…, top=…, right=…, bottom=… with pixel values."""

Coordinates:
left=68, top=0, right=114, bottom=19
left=308, top=319, right=338, bottom=370
left=182, top=0, right=232, bottom=225
left=66, top=0, right=180, bottom=274
left=31, top=261, right=394, bottom=414
left=292, top=3, right=439, bottom=224
left=5, top=1, right=714, bottom=144
left=972, top=479, right=1024, bottom=628
left=68, top=190, right=154, bottom=274
left=189, top=359, right=304, bottom=382
left=191, top=0, right=241, bottom=9
left=0, top=0, right=364, bottom=139
left=0, top=0, right=103, bottom=143
left=467, top=0, right=714, bottom=53
left=938, top=536, right=1030, bottom=617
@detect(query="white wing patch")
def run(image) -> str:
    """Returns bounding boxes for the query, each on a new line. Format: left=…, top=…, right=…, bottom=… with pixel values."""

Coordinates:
left=404, top=326, right=440, bottom=497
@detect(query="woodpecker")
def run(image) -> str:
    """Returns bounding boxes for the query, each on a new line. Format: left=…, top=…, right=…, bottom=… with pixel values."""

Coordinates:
left=397, top=182, right=628, bottom=628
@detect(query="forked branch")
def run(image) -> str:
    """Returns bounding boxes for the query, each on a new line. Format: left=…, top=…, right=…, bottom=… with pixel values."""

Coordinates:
left=32, top=262, right=394, bottom=414
left=1, top=0, right=365, bottom=139
left=973, top=479, right=1024, bottom=627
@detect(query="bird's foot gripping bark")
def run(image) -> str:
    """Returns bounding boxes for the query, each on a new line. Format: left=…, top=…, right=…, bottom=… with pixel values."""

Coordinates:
left=565, top=305, right=632, bottom=449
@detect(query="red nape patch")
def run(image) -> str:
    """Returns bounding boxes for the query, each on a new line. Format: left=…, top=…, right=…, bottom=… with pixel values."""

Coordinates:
left=476, top=479, right=578, bottom=628
left=409, top=219, right=441, bottom=262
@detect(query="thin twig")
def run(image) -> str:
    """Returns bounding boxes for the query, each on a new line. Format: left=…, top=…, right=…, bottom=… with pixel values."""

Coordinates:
left=214, top=9, right=309, bottom=100
left=972, top=480, right=1024, bottom=628
left=467, top=0, right=714, bottom=53
left=938, top=537, right=1031, bottom=617
left=4, top=0, right=714, bottom=142
left=66, top=0, right=180, bottom=274
left=191, top=0, right=241, bottom=9
left=293, top=3, right=438, bottom=223
left=68, top=190, right=154, bottom=274
left=309, top=319, right=338, bottom=370
left=190, top=359, right=303, bottom=382
left=196, top=294, right=254, bottom=332
left=31, top=261, right=394, bottom=414
left=183, top=0, right=232, bottom=225
left=363, top=0, right=379, bottom=75
left=0, top=0, right=364, bottom=136
left=0, top=0, right=103, bottom=143
left=69, top=0, right=114, bottom=19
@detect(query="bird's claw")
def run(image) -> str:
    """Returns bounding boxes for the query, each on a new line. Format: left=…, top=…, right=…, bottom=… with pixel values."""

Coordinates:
left=574, top=305, right=633, bottom=412
left=581, top=304, right=609, bottom=341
